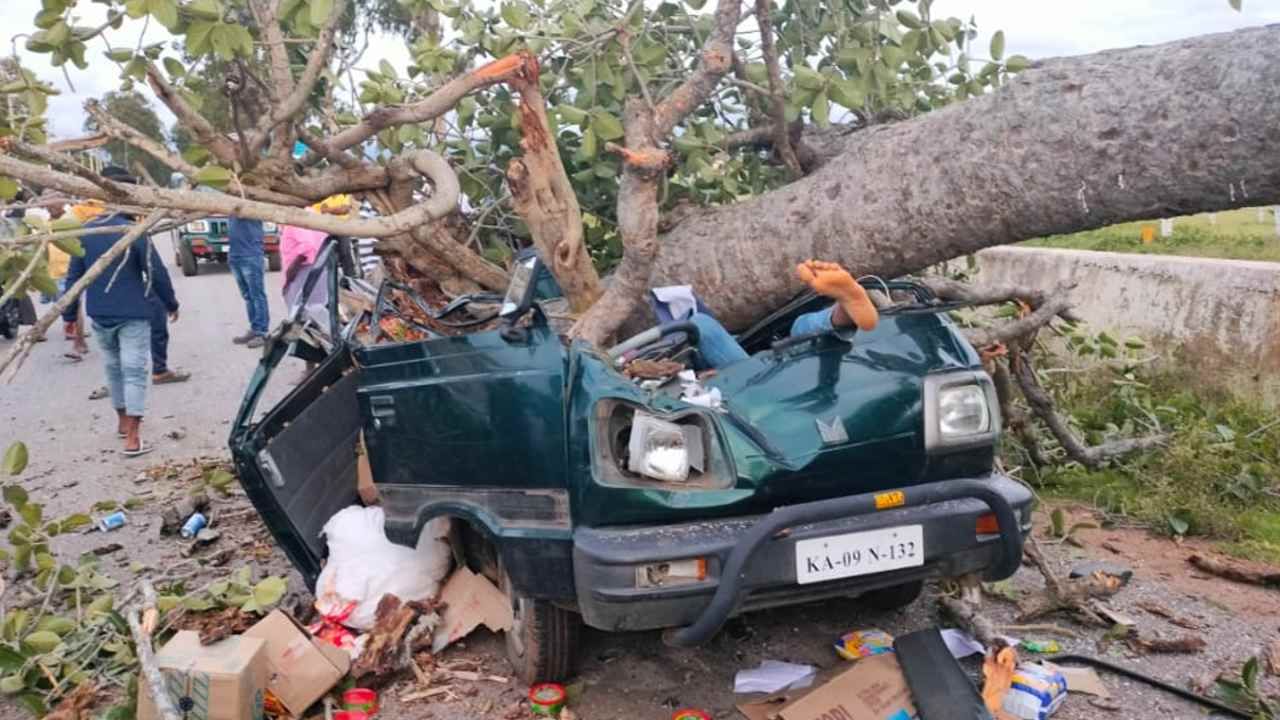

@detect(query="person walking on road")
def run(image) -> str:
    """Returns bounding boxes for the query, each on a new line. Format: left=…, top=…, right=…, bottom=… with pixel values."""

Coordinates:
left=228, top=217, right=270, bottom=348
left=62, top=166, right=180, bottom=457
left=149, top=295, right=190, bottom=385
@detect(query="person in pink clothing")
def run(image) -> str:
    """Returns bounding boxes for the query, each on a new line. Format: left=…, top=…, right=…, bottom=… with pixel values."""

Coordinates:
left=280, top=196, right=352, bottom=324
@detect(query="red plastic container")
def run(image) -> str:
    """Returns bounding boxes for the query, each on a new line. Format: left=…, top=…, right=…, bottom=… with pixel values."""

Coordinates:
left=672, top=710, right=712, bottom=720
left=343, top=688, right=379, bottom=714
left=333, top=712, right=368, bottom=720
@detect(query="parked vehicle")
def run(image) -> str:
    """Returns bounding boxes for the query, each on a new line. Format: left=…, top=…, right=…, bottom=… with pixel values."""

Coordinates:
left=230, top=244, right=1031, bottom=683
left=174, top=188, right=281, bottom=276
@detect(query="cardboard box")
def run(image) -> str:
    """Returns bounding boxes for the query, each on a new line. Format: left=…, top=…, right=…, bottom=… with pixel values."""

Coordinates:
left=739, top=654, right=917, bottom=720
left=431, top=566, right=514, bottom=652
left=137, top=631, right=267, bottom=720
left=244, top=609, right=352, bottom=717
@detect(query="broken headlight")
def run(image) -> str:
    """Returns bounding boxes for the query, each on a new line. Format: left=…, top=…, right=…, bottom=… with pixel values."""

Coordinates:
left=626, top=412, right=704, bottom=483
left=923, top=372, right=1001, bottom=450
left=592, top=400, right=734, bottom=489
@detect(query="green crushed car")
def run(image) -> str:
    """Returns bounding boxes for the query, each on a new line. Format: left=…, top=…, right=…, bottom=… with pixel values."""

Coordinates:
left=230, top=243, right=1031, bottom=683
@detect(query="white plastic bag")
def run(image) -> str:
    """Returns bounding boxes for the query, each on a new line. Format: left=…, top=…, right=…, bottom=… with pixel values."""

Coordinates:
left=313, top=506, right=452, bottom=631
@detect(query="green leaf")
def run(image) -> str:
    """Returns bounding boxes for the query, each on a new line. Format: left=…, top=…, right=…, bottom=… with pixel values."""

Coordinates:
left=22, top=630, right=61, bottom=654
left=1215, top=424, right=1237, bottom=442
left=0, top=178, right=18, bottom=202
left=590, top=110, right=624, bottom=141
left=185, top=0, right=223, bottom=20
left=58, top=513, right=92, bottom=532
left=828, top=78, right=864, bottom=109
left=35, top=617, right=76, bottom=637
left=194, top=165, right=233, bottom=189
left=19, top=503, right=42, bottom=528
left=501, top=2, right=532, bottom=30
left=51, top=237, right=83, bottom=258
left=1229, top=0, right=1242, bottom=9
left=2, top=443, right=28, bottom=476
left=309, top=0, right=332, bottom=26
left=989, top=30, right=1005, bottom=61
left=146, top=0, right=180, bottom=31
left=252, top=576, right=287, bottom=609
left=1167, top=514, right=1189, bottom=536
left=181, top=144, right=211, bottom=166
left=0, top=647, right=25, bottom=673
left=555, top=105, right=587, bottom=124
left=185, top=20, right=216, bottom=56
left=162, top=57, right=186, bottom=79
left=205, top=469, right=234, bottom=491
left=577, top=127, right=598, bottom=160
left=0, top=675, right=24, bottom=695
left=1005, top=55, right=1030, bottom=73
left=1243, top=656, right=1260, bottom=690
left=105, top=48, right=134, bottom=63
left=793, top=66, right=825, bottom=91
left=810, top=90, right=830, bottom=128
left=1050, top=507, right=1065, bottom=537
left=895, top=9, right=924, bottom=29
left=156, top=595, right=180, bottom=613
left=181, top=596, right=216, bottom=611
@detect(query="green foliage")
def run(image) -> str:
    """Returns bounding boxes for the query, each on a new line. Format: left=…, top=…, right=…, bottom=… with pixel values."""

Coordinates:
left=1010, top=363, right=1280, bottom=558
left=1027, top=207, right=1280, bottom=263
left=3, top=442, right=28, bottom=476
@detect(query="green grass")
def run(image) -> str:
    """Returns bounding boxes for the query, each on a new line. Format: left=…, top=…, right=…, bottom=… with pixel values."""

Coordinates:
left=1026, top=206, right=1280, bottom=263
left=1007, top=365, right=1280, bottom=563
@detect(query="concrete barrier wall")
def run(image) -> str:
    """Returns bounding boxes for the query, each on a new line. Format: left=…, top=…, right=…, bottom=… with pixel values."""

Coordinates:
left=970, top=246, right=1280, bottom=402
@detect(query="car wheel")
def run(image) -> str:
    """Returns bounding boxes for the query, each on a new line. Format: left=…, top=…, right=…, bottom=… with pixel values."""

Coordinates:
left=267, top=251, right=282, bottom=272
left=501, top=566, right=581, bottom=684
left=179, top=243, right=199, bottom=277
left=856, top=580, right=924, bottom=612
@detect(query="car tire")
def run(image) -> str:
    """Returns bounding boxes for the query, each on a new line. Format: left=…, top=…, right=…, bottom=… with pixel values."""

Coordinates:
left=502, top=567, right=581, bottom=684
left=267, top=251, right=282, bottom=272
left=179, top=243, right=199, bottom=277
left=856, top=580, right=924, bottom=612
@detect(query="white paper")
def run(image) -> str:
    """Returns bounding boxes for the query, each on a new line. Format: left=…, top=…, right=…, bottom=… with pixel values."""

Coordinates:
left=652, top=285, right=698, bottom=321
left=940, top=628, right=986, bottom=659
left=733, top=660, right=817, bottom=694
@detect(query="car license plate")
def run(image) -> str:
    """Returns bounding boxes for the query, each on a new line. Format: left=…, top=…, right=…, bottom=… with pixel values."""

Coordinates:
left=794, top=525, right=924, bottom=585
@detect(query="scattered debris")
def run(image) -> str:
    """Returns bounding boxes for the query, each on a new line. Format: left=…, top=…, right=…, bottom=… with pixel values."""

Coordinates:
left=165, top=429, right=186, bottom=440
left=1188, top=553, right=1280, bottom=587
left=1136, top=600, right=1202, bottom=629
left=1089, top=697, right=1121, bottom=712
left=351, top=594, right=442, bottom=683
left=180, top=511, right=209, bottom=539
left=245, top=609, right=351, bottom=718
left=981, top=645, right=1017, bottom=714
left=138, top=631, right=268, bottom=720
left=160, top=492, right=210, bottom=535
left=528, top=682, right=568, bottom=716
left=1268, top=638, right=1280, bottom=676
left=176, top=606, right=258, bottom=646
left=431, top=565, right=515, bottom=652
left=43, top=682, right=102, bottom=720
left=624, top=357, right=685, bottom=379
left=738, top=653, right=915, bottom=720
left=1002, top=664, right=1067, bottom=719
left=734, top=659, right=817, bottom=694
left=1020, top=639, right=1062, bottom=654
left=88, top=386, right=108, bottom=400
left=95, top=510, right=127, bottom=532
left=939, top=628, right=986, bottom=659
left=91, top=543, right=123, bottom=556
left=1019, top=537, right=1123, bottom=625
left=1068, top=560, right=1133, bottom=586
left=833, top=628, right=894, bottom=660
left=1044, top=663, right=1111, bottom=698
left=1122, top=628, right=1208, bottom=655
left=1092, top=605, right=1137, bottom=628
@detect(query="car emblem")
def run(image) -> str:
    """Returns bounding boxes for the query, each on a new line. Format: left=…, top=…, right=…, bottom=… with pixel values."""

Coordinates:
left=816, top=416, right=848, bottom=445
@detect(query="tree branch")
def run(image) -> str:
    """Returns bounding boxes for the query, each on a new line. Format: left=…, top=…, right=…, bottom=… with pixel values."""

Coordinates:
left=85, top=99, right=199, bottom=178
left=920, top=276, right=1082, bottom=322
left=754, top=0, right=801, bottom=177
left=321, top=53, right=534, bottom=155
left=9, top=140, right=131, bottom=199
left=965, top=294, right=1073, bottom=349
left=1012, top=349, right=1168, bottom=469
left=145, top=64, right=240, bottom=166
left=0, top=239, right=49, bottom=308
left=250, top=0, right=348, bottom=158
left=44, top=133, right=110, bottom=153
left=0, top=150, right=458, bottom=238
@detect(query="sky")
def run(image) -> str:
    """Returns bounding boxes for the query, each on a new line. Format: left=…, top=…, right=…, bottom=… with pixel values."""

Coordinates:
left=2, top=0, right=1278, bottom=139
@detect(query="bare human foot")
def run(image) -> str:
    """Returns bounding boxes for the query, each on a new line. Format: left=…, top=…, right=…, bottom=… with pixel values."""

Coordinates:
left=795, top=260, right=879, bottom=331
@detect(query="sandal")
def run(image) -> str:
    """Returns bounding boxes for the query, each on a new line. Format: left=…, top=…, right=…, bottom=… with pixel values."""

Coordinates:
left=122, top=441, right=154, bottom=458
left=88, top=386, right=109, bottom=400
left=152, top=370, right=191, bottom=385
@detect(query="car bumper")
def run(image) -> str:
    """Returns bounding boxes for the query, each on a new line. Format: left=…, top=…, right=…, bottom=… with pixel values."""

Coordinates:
left=572, top=473, right=1032, bottom=642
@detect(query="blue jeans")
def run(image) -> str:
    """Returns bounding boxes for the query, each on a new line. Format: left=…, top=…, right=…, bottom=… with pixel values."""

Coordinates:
left=230, top=254, right=269, bottom=335
left=150, top=299, right=169, bottom=375
left=94, top=319, right=151, bottom=416
left=691, top=306, right=836, bottom=370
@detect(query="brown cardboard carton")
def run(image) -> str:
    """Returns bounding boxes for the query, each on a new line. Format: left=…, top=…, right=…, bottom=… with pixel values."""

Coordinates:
left=243, top=609, right=352, bottom=716
left=738, top=654, right=917, bottom=720
left=137, top=630, right=267, bottom=720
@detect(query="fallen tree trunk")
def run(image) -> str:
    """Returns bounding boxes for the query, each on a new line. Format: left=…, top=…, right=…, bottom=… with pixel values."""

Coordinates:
left=648, top=25, right=1280, bottom=329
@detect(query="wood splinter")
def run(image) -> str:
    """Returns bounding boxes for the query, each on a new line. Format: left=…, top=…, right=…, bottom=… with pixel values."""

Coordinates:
left=603, top=142, right=671, bottom=173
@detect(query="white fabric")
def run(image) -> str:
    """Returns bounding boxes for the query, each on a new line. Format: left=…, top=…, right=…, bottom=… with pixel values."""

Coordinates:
left=652, top=285, right=698, bottom=321
left=733, top=660, right=817, bottom=694
left=313, top=506, right=452, bottom=630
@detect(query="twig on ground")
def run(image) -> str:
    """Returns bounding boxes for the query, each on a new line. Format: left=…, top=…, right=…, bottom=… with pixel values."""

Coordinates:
left=1188, top=554, right=1280, bottom=588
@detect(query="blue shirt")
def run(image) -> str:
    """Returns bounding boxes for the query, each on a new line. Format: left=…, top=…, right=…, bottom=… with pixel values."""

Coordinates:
left=227, top=217, right=265, bottom=260
left=62, top=213, right=179, bottom=325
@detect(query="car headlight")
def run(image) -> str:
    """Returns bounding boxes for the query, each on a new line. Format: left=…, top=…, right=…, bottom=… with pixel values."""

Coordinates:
left=592, top=400, right=733, bottom=489
left=186, top=220, right=209, bottom=233
left=262, top=222, right=278, bottom=232
left=627, top=412, right=697, bottom=483
left=938, top=384, right=991, bottom=437
left=923, top=372, right=1000, bottom=450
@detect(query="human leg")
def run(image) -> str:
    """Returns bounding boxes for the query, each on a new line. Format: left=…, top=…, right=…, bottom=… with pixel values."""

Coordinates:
left=795, top=260, right=878, bottom=332
left=690, top=312, right=749, bottom=370
left=118, top=319, right=152, bottom=455
left=239, top=255, right=269, bottom=335
left=95, top=322, right=124, bottom=413
left=149, top=300, right=169, bottom=375
left=789, top=306, right=837, bottom=336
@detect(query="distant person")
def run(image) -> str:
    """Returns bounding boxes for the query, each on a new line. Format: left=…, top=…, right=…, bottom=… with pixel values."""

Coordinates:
left=29, top=193, right=90, bottom=358
left=62, top=167, right=180, bottom=457
left=227, top=217, right=270, bottom=348
left=149, top=294, right=190, bottom=385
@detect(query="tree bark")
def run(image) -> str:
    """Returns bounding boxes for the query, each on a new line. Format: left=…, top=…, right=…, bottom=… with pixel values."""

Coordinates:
left=649, top=25, right=1280, bottom=329
left=505, top=52, right=602, bottom=314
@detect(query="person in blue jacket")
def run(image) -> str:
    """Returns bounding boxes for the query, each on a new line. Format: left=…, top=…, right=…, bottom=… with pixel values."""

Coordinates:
left=62, top=167, right=180, bottom=457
